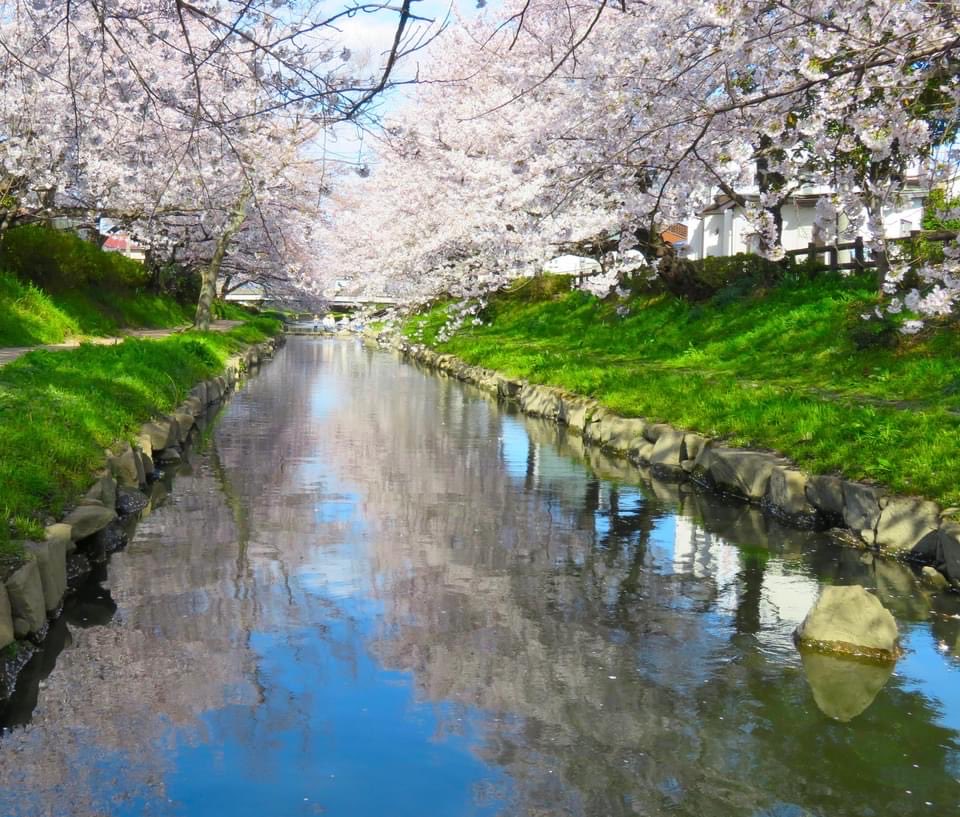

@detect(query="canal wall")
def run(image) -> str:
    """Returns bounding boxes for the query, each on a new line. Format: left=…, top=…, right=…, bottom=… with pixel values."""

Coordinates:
left=0, top=336, right=284, bottom=696
left=388, top=337, right=959, bottom=593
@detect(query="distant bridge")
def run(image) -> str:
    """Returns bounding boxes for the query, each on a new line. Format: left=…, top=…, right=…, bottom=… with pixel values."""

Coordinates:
left=328, top=296, right=400, bottom=308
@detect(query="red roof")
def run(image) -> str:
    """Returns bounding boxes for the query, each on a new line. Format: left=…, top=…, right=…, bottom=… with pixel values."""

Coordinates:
left=103, top=234, right=130, bottom=250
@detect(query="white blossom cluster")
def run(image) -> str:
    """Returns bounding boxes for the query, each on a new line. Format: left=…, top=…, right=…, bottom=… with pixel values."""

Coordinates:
left=311, top=0, right=960, bottom=333
left=0, top=1, right=426, bottom=315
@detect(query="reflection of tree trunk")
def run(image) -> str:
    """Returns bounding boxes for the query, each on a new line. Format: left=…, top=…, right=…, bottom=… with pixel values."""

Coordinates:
left=733, top=554, right=766, bottom=635
left=524, top=438, right=537, bottom=491
left=584, top=479, right=600, bottom=514
left=207, top=435, right=251, bottom=590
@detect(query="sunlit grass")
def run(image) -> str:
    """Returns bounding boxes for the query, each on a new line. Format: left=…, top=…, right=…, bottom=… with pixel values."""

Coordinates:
left=0, top=317, right=280, bottom=546
left=0, top=270, right=194, bottom=345
left=404, top=272, right=960, bottom=505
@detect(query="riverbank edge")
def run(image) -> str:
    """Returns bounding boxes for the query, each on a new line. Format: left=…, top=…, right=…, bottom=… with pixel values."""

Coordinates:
left=0, top=334, right=285, bottom=697
left=380, top=334, right=959, bottom=593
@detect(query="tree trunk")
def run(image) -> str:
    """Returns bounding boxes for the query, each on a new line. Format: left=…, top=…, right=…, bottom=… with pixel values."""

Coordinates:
left=756, top=136, right=785, bottom=249
left=194, top=188, right=252, bottom=330
left=865, top=162, right=890, bottom=291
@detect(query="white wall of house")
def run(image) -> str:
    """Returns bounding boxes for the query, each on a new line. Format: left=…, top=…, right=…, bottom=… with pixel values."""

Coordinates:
left=684, top=191, right=928, bottom=261
left=882, top=196, right=925, bottom=238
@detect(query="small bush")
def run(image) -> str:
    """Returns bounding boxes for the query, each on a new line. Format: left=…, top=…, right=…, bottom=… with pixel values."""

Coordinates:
left=503, top=274, right=574, bottom=302
left=0, top=225, right=148, bottom=291
left=656, top=252, right=784, bottom=301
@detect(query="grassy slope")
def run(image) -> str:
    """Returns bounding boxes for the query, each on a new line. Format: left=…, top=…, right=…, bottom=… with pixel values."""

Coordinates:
left=406, top=273, right=960, bottom=506
left=0, top=317, right=280, bottom=550
left=0, top=270, right=193, bottom=346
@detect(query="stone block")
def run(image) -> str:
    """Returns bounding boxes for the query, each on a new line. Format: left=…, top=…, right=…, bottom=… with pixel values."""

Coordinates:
left=204, top=379, right=221, bottom=403
left=62, top=504, right=116, bottom=541
left=795, top=585, right=899, bottom=660
left=767, top=467, right=817, bottom=518
left=842, top=482, right=883, bottom=539
left=594, top=416, right=648, bottom=454
left=140, top=449, right=155, bottom=478
left=695, top=444, right=782, bottom=501
left=45, top=523, right=72, bottom=549
left=643, top=423, right=674, bottom=443
left=86, top=475, right=118, bottom=510
left=475, top=374, right=500, bottom=396
left=497, top=378, right=523, bottom=400
left=172, top=411, right=195, bottom=443
left=24, top=538, right=67, bottom=613
left=142, top=419, right=176, bottom=451
left=562, top=399, right=593, bottom=433
left=914, top=520, right=960, bottom=585
left=5, top=560, right=46, bottom=637
left=189, top=381, right=208, bottom=406
left=156, top=445, right=182, bottom=464
left=683, top=433, right=709, bottom=462
left=942, top=520, right=960, bottom=585
left=519, top=385, right=563, bottom=421
left=0, top=584, right=14, bottom=650
left=182, top=395, right=205, bottom=417
left=107, top=445, right=141, bottom=489
left=806, top=475, right=845, bottom=516
left=875, top=497, right=940, bottom=553
left=650, top=429, right=686, bottom=468
left=138, top=432, right=153, bottom=461
left=921, top=565, right=949, bottom=591
left=631, top=440, right=656, bottom=464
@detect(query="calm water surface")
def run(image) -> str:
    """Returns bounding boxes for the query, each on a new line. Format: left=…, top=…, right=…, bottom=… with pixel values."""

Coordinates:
left=0, top=337, right=958, bottom=817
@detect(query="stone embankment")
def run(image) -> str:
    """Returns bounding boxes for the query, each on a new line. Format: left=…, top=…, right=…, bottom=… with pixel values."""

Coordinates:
left=0, top=336, right=282, bottom=695
left=391, top=338, right=959, bottom=593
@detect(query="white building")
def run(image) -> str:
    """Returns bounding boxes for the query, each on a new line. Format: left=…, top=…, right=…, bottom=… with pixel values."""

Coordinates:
left=684, top=184, right=927, bottom=261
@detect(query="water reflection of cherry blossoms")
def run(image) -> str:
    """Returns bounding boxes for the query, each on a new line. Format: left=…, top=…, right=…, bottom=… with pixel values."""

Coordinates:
left=0, top=338, right=956, bottom=817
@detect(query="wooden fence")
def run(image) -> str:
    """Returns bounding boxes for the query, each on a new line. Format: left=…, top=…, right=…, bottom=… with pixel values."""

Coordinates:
left=784, top=230, right=957, bottom=272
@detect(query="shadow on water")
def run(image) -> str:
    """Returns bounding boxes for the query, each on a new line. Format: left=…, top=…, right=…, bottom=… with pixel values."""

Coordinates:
left=0, top=338, right=956, bottom=817
left=0, top=572, right=118, bottom=729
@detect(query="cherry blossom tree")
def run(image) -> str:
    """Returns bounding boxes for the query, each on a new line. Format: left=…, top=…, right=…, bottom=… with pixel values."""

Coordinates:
left=317, top=0, right=960, bottom=328
left=0, top=0, right=441, bottom=324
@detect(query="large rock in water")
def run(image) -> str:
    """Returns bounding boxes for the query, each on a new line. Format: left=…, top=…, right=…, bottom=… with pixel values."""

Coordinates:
left=795, top=585, right=899, bottom=660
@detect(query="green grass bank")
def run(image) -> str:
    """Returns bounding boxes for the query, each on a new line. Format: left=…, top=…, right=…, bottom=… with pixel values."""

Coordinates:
left=0, top=317, right=280, bottom=553
left=404, top=271, right=960, bottom=508
left=0, top=224, right=283, bottom=553
left=0, top=225, right=200, bottom=345
left=0, top=270, right=196, bottom=345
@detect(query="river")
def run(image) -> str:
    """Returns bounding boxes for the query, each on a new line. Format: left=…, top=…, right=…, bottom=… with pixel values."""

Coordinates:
left=0, top=337, right=958, bottom=816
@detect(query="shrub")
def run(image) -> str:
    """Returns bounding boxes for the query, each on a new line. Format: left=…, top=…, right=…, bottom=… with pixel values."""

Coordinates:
left=0, top=225, right=148, bottom=291
left=656, top=252, right=784, bottom=301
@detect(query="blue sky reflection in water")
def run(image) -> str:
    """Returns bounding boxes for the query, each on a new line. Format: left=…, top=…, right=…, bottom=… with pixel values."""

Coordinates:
left=0, top=337, right=958, bottom=817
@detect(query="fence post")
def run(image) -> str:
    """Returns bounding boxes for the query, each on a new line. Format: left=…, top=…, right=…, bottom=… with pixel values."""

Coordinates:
left=828, top=245, right=839, bottom=270
left=806, top=242, right=816, bottom=266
